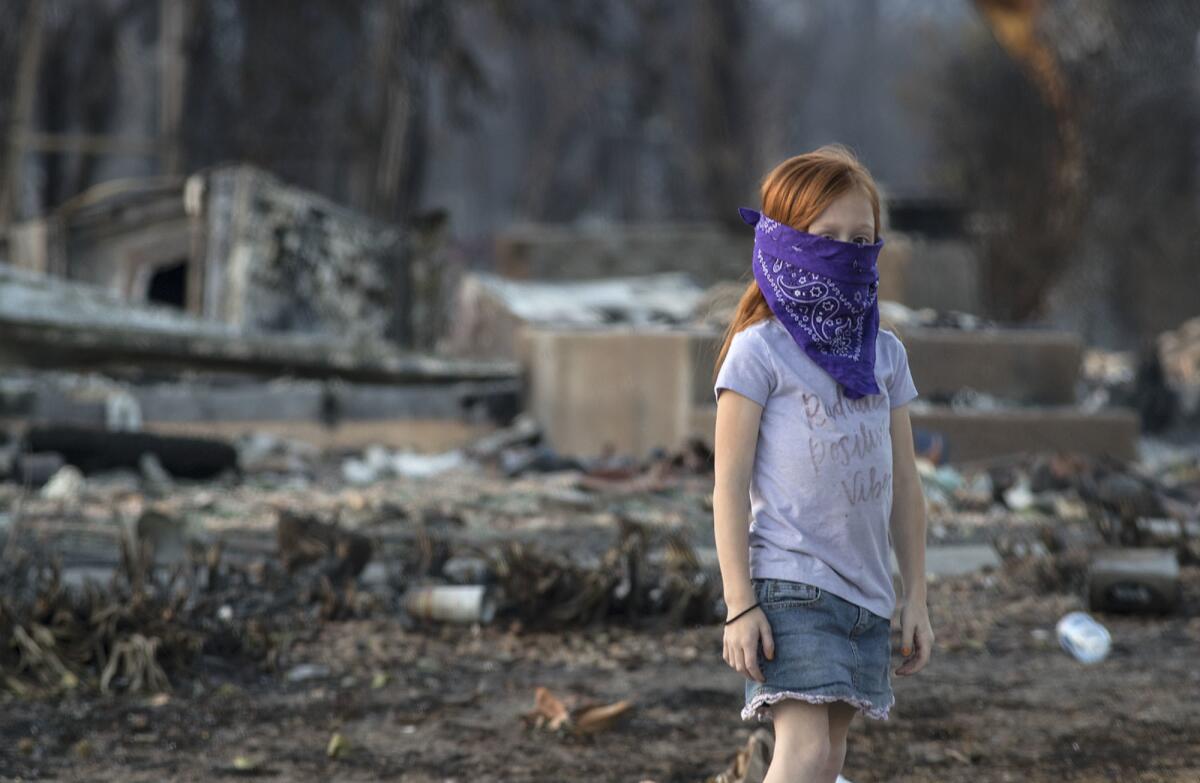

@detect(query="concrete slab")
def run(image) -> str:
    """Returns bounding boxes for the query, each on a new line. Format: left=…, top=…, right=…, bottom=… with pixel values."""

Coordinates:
left=445, top=271, right=706, bottom=360
left=144, top=418, right=495, bottom=453
left=0, top=263, right=517, bottom=383
left=891, top=325, right=1083, bottom=405
left=0, top=370, right=520, bottom=451
left=907, top=403, right=1140, bottom=462
left=519, top=326, right=694, bottom=458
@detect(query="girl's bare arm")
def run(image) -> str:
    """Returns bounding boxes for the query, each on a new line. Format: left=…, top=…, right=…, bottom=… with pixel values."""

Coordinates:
left=713, top=389, right=764, bottom=615
left=888, top=403, right=927, bottom=607
left=889, top=402, right=935, bottom=673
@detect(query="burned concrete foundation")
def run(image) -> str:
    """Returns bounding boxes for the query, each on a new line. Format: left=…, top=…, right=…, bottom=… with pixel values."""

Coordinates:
left=2, top=164, right=447, bottom=351
left=0, top=369, right=521, bottom=456
left=0, top=262, right=516, bottom=384
left=889, top=324, right=1084, bottom=406
left=445, top=271, right=707, bottom=360
left=514, top=316, right=1138, bottom=463
left=195, top=165, right=432, bottom=347
left=518, top=326, right=717, bottom=459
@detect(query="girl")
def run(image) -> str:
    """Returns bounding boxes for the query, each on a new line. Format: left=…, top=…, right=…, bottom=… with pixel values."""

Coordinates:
left=713, top=144, right=934, bottom=783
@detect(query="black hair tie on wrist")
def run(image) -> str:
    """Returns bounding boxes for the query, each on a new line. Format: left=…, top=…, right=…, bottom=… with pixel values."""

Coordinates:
left=724, top=601, right=761, bottom=625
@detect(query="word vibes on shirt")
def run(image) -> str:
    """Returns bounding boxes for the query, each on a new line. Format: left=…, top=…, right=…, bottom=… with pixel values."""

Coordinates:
left=801, top=386, right=892, bottom=507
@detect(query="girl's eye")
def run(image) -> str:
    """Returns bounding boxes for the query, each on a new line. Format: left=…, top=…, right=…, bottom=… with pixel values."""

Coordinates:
left=819, top=233, right=870, bottom=245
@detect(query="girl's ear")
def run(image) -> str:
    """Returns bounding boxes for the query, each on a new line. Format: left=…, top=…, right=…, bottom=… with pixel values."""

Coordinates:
left=738, top=207, right=760, bottom=227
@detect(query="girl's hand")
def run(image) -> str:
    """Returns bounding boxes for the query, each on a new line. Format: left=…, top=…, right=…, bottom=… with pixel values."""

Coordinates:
left=722, top=605, right=774, bottom=682
left=895, top=598, right=934, bottom=676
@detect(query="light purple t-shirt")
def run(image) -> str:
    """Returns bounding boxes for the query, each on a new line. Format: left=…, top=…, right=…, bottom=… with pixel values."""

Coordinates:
left=713, top=315, right=919, bottom=620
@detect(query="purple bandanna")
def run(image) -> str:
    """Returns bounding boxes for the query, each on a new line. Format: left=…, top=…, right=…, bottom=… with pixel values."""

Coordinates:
left=738, top=206, right=885, bottom=399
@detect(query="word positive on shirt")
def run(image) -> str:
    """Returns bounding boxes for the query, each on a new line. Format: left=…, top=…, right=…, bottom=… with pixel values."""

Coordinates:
left=803, top=390, right=888, bottom=469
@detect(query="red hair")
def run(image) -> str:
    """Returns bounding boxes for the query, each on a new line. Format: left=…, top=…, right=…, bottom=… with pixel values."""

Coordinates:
left=713, top=144, right=884, bottom=383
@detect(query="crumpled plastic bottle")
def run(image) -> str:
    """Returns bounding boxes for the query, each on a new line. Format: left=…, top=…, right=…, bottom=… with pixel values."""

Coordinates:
left=1055, top=610, right=1112, bottom=663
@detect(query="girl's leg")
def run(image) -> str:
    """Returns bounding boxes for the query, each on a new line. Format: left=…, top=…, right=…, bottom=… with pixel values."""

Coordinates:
left=764, top=700, right=830, bottom=783
left=820, top=702, right=858, bottom=783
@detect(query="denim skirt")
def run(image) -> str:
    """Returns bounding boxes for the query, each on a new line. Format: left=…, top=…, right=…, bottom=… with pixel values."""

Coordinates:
left=742, top=577, right=895, bottom=722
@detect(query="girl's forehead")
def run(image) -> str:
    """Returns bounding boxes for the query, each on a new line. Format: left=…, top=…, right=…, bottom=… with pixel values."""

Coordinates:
left=810, top=191, right=875, bottom=230
left=819, top=190, right=871, bottom=213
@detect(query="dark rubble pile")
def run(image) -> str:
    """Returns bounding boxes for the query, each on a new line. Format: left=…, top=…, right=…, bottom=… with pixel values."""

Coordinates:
left=0, top=498, right=723, bottom=701
left=274, top=503, right=726, bottom=632
left=0, top=535, right=383, bottom=700
left=488, top=516, right=722, bottom=631
left=972, top=450, right=1200, bottom=607
left=922, top=449, right=1199, bottom=533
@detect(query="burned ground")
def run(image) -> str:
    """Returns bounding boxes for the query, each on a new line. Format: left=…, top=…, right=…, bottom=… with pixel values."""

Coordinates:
left=1, top=456, right=1198, bottom=782
left=1, top=559, right=1198, bottom=781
